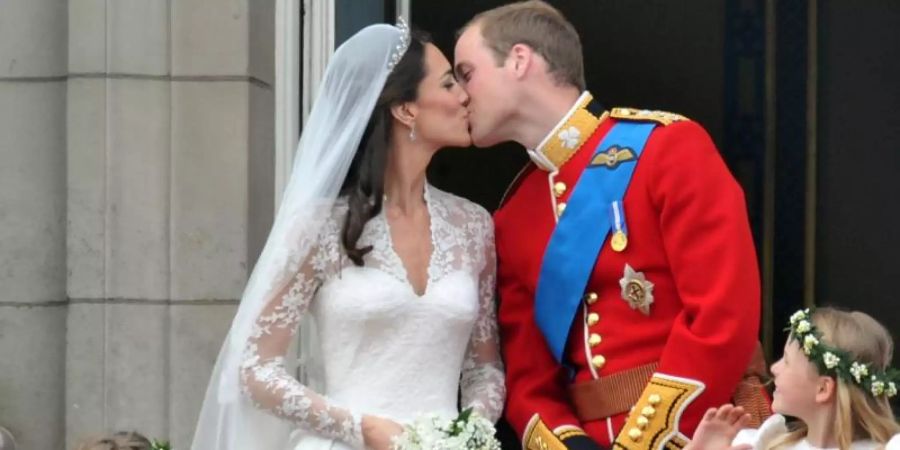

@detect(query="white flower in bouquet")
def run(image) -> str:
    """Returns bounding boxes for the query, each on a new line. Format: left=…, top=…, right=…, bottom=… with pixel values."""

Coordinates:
left=392, top=408, right=501, bottom=450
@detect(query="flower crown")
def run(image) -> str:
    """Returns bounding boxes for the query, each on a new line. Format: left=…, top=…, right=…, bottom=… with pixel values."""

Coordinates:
left=787, top=308, right=899, bottom=399
left=387, top=16, right=411, bottom=71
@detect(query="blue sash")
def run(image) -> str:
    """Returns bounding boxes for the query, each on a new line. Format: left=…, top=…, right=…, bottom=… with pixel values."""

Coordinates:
left=535, top=122, right=657, bottom=363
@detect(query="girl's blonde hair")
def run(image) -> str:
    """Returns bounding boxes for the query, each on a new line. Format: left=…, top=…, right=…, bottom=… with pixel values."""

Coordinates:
left=768, top=307, right=899, bottom=450
left=75, top=431, right=152, bottom=450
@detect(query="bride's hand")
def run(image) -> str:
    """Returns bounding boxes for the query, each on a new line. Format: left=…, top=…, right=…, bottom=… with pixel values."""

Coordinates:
left=361, top=414, right=404, bottom=450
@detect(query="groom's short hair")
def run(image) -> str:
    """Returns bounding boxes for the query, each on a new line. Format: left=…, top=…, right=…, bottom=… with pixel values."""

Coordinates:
left=461, top=1, right=585, bottom=91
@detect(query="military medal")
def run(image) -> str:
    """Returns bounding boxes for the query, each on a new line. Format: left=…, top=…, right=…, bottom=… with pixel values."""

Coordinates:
left=609, top=200, right=628, bottom=252
left=611, top=230, right=628, bottom=252
left=619, top=264, right=654, bottom=315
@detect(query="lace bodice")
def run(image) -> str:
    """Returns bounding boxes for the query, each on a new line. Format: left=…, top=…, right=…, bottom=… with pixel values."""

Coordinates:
left=238, top=185, right=505, bottom=449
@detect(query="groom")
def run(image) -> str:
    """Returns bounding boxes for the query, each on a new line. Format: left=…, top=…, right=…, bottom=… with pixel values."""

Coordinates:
left=455, top=2, right=767, bottom=450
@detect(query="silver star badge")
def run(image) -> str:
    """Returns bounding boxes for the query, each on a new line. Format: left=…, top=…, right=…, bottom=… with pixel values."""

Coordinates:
left=619, top=264, right=654, bottom=315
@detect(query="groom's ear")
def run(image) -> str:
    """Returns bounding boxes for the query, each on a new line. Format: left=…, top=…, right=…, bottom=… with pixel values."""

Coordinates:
left=508, top=43, right=533, bottom=79
left=390, top=102, right=417, bottom=128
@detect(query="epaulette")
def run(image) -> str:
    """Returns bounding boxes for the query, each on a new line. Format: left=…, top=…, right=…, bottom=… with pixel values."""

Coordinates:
left=609, top=107, right=688, bottom=126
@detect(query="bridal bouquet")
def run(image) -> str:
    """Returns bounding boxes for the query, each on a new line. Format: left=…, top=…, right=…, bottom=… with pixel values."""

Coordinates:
left=391, top=408, right=501, bottom=450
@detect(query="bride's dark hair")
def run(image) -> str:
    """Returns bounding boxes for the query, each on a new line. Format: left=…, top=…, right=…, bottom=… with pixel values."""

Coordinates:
left=340, top=30, right=431, bottom=266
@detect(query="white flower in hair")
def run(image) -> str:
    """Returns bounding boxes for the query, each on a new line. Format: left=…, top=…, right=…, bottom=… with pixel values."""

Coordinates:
left=887, top=382, right=897, bottom=398
left=796, top=320, right=811, bottom=333
left=823, top=352, right=840, bottom=369
left=850, top=362, right=869, bottom=383
left=790, top=309, right=807, bottom=325
left=803, top=334, right=819, bottom=355
left=871, top=380, right=886, bottom=396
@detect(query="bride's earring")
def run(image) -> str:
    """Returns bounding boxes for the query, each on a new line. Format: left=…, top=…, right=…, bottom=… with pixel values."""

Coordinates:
left=409, top=122, right=416, bottom=141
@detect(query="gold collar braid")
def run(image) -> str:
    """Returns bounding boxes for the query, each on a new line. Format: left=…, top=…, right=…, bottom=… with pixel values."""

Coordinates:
left=533, top=93, right=608, bottom=170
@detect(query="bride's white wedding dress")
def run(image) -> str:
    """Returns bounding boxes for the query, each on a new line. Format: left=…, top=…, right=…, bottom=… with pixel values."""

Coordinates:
left=239, top=184, right=505, bottom=450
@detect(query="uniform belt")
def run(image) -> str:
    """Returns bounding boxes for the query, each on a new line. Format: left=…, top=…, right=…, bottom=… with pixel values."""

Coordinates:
left=568, top=362, right=658, bottom=421
left=569, top=344, right=774, bottom=425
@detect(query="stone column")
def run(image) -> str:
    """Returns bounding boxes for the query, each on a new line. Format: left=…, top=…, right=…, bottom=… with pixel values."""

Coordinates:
left=64, top=0, right=274, bottom=448
left=0, top=1, right=69, bottom=449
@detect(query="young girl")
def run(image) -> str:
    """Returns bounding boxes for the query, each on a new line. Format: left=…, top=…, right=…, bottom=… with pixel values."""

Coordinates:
left=688, top=307, right=900, bottom=450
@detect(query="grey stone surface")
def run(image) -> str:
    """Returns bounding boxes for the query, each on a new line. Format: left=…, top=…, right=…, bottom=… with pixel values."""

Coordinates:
left=107, top=0, right=169, bottom=75
left=0, top=0, right=67, bottom=77
left=2, top=1, right=277, bottom=447
left=168, top=303, right=238, bottom=449
left=0, top=82, right=67, bottom=303
left=103, top=303, right=169, bottom=440
left=65, top=302, right=241, bottom=449
left=249, top=0, right=276, bottom=86
left=0, top=4, right=69, bottom=450
left=248, top=83, right=275, bottom=267
left=104, top=79, right=171, bottom=300
left=170, top=81, right=249, bottom=301
left=172, top=0, right=249, bottom=76
left=67, top=78, right=107, bottom=299
left=0, top=305, right=67, bottom=450
left=68, top=0, right=106, bottom=73
left=65, top=302, right=107, bottom=449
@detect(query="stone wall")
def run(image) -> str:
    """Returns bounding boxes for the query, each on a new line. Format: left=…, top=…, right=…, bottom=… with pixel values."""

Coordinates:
left=0, top=1, right=275, bottom=448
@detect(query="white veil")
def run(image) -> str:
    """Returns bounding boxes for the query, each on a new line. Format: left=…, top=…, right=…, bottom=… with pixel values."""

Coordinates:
left=191, top=21, right=410, bottom=450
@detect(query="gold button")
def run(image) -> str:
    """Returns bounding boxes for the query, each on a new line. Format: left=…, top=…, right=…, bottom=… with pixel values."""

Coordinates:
left=591, top=355, right=606, bottom=369
left=556, top=202, right=567, bottom=216
left=585, top=292, right=598, bottom=305
left=636, top=416, right=649, bottom=430
left=648, top=394, right=662, bottom=406
left=588, top=333, right=602, bottom=347
left=641, top=406, right=656, bottom=418
left=553, top=181, right=567, bottom=197
left=628, top=428, right=643, bottom=442
left=587, top=312, right=599, bottom=326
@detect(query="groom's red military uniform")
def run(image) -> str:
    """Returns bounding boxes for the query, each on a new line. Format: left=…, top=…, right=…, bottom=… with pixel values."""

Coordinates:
left=494, top=92, right=765, bottom=450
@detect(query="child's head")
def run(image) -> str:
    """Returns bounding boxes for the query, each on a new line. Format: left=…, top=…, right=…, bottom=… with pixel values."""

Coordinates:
left=75, top=431, right=152, bottom=450
left=770, top=307, right=899, bottom=448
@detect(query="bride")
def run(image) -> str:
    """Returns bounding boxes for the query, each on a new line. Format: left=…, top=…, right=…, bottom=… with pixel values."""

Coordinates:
left=191, top=20, right=505, bottom=450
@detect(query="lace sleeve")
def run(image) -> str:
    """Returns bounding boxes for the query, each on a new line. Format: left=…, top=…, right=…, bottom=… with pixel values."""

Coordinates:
left=459, top=210, right=506, bottom=422
left=238, top=223, right=364, bottom=448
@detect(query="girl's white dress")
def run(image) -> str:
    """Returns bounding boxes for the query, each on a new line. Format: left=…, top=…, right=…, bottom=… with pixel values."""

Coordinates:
left=733, top=414, right=900, bottom=450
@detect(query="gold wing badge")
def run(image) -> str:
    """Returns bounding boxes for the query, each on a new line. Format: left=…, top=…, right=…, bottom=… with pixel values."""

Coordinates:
left=590, top=145, right=636, bottom=170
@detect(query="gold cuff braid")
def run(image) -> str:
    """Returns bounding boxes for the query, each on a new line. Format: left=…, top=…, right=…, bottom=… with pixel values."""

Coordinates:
left=612, top=374, right=704, bottom=450
left=523, top=415, right=586, bottom=450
